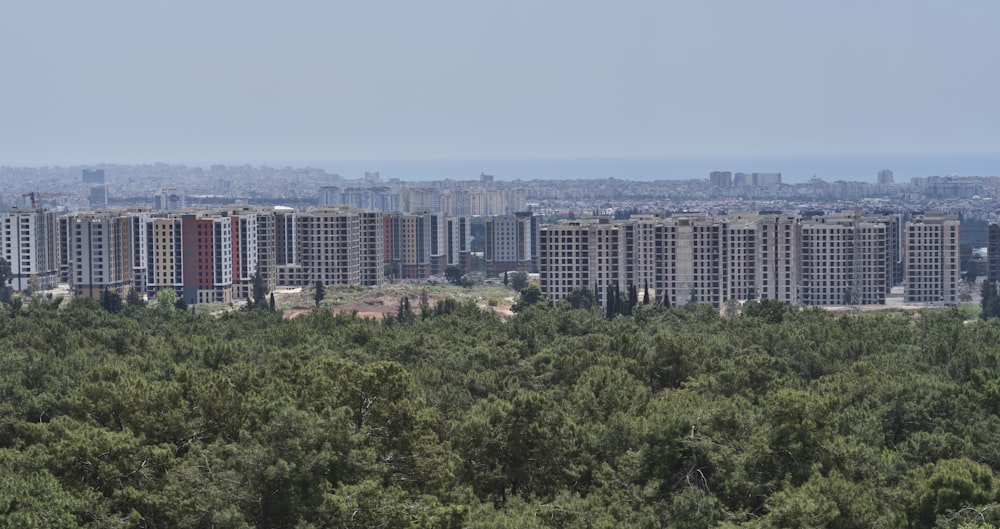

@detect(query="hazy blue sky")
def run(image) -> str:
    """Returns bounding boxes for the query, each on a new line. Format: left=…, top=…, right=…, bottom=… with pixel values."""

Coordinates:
left=2, top=1, right=998, bottom=166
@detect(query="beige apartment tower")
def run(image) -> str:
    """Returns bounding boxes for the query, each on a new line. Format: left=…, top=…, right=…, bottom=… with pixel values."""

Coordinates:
left=904, top=212, right=960, bottom=304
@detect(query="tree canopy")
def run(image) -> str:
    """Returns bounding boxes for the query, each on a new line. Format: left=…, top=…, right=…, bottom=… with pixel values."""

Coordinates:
left=1, top=292, right=999, bottom=527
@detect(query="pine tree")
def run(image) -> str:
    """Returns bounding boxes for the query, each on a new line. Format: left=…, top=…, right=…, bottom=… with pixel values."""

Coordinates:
left=314, top=280, right=325, bottom=307
left=126, top=288, right=145, bottom=307
left=605, top=285, right=615, bottom=320
left=643, top=282, right=650, bottom=305
left=982, top=280, right=1000, bottom=320
left=397, top=296, right=415, bottom=324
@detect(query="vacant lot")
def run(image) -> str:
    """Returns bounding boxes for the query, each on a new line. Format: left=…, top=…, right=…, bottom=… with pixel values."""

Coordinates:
left=277, top=282, right=517, bottom=319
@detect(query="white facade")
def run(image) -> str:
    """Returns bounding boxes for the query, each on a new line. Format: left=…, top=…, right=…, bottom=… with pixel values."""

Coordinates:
left=1, top=208, right=59, bottom=291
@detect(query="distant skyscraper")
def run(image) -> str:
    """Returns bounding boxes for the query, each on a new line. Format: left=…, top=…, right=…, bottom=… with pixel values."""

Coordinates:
left=154, top=189, right=185, bottom=211
left=89, top=186, right=109, bottom=207
left=752, top=172, right=782, bottom=186
left=318, top=186, right=342, bottom=206
left=877, top=169, right=894, bottom=185
left=82, top=168, right=105, bottom=184
left=709, top=171, right=732, bottom=188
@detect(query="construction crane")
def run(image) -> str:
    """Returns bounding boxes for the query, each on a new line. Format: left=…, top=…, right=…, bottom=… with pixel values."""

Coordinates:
left=21, top=192, right=36, bottom=209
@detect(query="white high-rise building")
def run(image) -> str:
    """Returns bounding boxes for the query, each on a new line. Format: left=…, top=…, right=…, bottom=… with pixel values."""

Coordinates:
left=1, top=207, right=59, bottom=292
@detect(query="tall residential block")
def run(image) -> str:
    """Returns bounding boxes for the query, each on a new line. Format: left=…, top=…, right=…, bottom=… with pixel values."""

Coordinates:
left=988, top=223, right=1000, bottom=283
left=359, top=210, right=386, bottom=287
left=799, top=212, right=889, bottom=306
left=385, top=211, right=446, bottom=279
left=154, top=189, right=186, bottom=211
left=65, top=211, right=132, bottom=299
left=754, top=213, right=800, bottom=304
left=1, top=207, right=59, bottom=291
left=179, top=214, right=238, bottom=305
left=82, top=168, right=105, bottom=184
left=904, top=212, right=960, bottom=304
left=484, top=213, right=536, bottom=275
left=447, top=216, right=473, bottom=273
left=877, top=169, right=895, bottom=185
left=539, top=211, right=920, bottom=310
left=709, top=171, right=732, bottom=188
left=146, top=216, right=184, bottom=298
left=278, top=206, right=383, bottom=287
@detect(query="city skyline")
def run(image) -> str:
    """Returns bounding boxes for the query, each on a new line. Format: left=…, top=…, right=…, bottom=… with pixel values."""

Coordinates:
left=2, top=2, right=999, bottom=168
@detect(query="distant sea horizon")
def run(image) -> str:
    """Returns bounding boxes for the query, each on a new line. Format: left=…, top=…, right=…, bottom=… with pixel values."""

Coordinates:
left=280, top=153, right=1000, bottom=185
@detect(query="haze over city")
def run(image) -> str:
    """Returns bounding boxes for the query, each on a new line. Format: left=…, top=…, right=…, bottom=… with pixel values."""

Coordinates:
left=2, top=0, right=999, bottom=177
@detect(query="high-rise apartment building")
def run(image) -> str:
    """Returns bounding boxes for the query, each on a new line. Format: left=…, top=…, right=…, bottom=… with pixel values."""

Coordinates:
left=538, top=218, right=599, bottom=303
left=318, top=186, right=342, bottom=206
left=154, top=189, right=186, bottom=211
left=904, top=212, right=960, bottom=304
left=877, top=169, right=895, bottom=185
left=709, top=171, right=733, bottom=188
left=277, top=206, right=383, bottom=287
left=286, top=207, right=361, bottom=286
left=223, top=210, right=259, bottom=300
left=753, top=173, right=782, bottom=186
left=359, top=210, right=385, bottom=287
left=988, top=223, right=1000, bottom=283
left=446, top=216, right=473, bottom=273
left=82, top=168, right=105, bottom=184
left=754, top=213, right=799, bottom=303
left=1, top=207, right=59, bottom=292
left=180, top=214, right=237, bottom=305
left=127, top=209, right=153, bottom=296
left=384, top=211, right=446, bottom=279
left=65, top=211, right=132, bottom=299
left=538, top=211, right=926, bottom=310
left=89, top=186, right=109, bottom=207
left=484, top=213, right=536, bottom=275
left=799, top=212, right=889, bottom=306
left=399, top=188, right=441, bottom=213
left=662, top=214, right=726, bottom=306
left=146, top=216, right=183, bottom=298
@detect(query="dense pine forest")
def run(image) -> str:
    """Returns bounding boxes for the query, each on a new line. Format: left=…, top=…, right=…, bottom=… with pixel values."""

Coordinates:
left=3, top=291, right=1000, bottom=528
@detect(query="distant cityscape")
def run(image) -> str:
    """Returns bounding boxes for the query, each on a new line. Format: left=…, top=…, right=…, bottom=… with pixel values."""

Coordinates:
left=2, top=163, right=999, bottom=309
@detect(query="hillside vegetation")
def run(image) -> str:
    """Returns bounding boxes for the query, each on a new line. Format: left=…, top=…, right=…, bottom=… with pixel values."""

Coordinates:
left=2, top=294, right=1000, bottom=528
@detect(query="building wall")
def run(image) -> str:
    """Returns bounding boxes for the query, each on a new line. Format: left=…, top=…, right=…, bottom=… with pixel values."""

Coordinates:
left=989, top=223, right=1000, bottom=283
left=1, top=208, right=60, bottom=291
left=148, top=217, right=183, bottom=297
left=538, top=220, right=594, bottom=303
left=537, top=211, right=918, bottom=310
left=755, top=213, right=799, bottom=303
left=485, top=213, right=534, bottom=275
left=905, top=213, right=960, bottom=304
left=293, top=207, right=362, bottom=286
left=799, top=213, right=889, bottom=306
left=359, top=210, right=385, bottom=287
left=67, top=212, right=132, bottom=299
